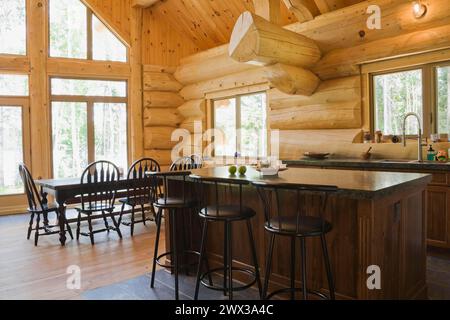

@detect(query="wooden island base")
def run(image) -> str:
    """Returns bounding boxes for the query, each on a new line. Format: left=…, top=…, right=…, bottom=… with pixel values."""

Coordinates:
left=166, top=167, right=430, bottom=300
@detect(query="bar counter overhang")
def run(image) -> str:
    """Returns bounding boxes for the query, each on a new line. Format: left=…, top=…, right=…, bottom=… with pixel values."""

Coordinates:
left=166, top=166, right=432, bottom=300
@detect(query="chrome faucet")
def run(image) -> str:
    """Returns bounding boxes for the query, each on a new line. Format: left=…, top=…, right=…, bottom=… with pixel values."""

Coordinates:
left=402, top=112, right=425, bottom=162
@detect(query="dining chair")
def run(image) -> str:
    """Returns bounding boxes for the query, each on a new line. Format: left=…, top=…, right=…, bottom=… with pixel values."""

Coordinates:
left=169, top=156, right=195, bottom=171
left=18, top=163, right=73, bottom=246
left=118, top=158, right=160, bottom=236
left=75, top=160, right=122, bottom=245
left=190, top=154, right=203, bottom=169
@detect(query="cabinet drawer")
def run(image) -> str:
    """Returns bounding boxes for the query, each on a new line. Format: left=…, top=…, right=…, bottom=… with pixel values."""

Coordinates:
left=430, top=173, right=448, bottom=186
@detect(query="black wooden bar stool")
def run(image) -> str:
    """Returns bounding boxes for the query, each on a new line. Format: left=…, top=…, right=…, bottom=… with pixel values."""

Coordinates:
left=148, top=170, right=212, bottom=300
left=252, top=181, right=337, bottom=300
left=192, top=175, right=263, bottom=300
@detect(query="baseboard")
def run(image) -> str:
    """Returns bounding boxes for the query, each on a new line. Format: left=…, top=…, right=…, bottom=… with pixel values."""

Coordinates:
left=0, top=205, right=27, bottom=216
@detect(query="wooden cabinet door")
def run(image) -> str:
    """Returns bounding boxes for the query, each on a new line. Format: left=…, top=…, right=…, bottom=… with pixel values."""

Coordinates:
left=426, top=186, right=449, bottom=247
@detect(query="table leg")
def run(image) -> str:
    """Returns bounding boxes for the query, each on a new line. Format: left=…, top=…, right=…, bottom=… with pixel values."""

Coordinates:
left=40, top=187, right=49, bottom=226
left=57, top=200, right=67, bottom=246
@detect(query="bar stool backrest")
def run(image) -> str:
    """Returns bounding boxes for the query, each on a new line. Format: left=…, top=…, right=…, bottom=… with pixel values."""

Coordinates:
left=252, top=182, right=338, bottom=234
left=125, top=158, right=160, bottom=204
left=79, top=160, right=119, bottom=211
left=18, top=163, right=44, bottom=212
left=147, top=171, right=192, bottom=206
left=190, top=175, right=250, bottom=217
left=170, top=157, right=195, bottom=171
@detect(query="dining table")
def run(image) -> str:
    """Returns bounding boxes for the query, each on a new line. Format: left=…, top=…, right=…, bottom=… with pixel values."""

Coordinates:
left=34, top=177, right=152, bottom=246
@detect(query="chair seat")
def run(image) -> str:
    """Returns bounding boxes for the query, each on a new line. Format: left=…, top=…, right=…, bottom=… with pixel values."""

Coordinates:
left=265, top=216, right=332, bottom=236
left=119, top=196, right=151, bottom=207
left=76, top=204, right=115, bottom=214
left=28, top=203, right=59, bottom=214
left=154, top=197, right=196, bottom=209
left=199, top=205, right=256, bottom=221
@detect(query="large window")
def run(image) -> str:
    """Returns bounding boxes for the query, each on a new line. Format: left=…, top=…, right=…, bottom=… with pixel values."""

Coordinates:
left=49, top=0, right=127, bottom=62
left=372, top=62, right=450, bottom=137
left=0, top=74, right=29, bottom=196
left=0, top=0, right=26, bottom=55
left=51, top=78, right=128, bottom=179
left=373, top=69, right=423, bottom=135
left=213, top=92, right=267, bottom=158
left=437, top=66, right=450, bottom=134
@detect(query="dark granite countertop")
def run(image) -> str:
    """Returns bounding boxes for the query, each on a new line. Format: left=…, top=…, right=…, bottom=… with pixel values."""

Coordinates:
left=283, top=158, right=450, bottom=172
left=190, top=166, right=431, bottom=200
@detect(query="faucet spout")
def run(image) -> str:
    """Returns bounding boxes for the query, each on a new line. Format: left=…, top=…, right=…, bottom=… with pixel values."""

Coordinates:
left=402, top=112, right=424, bottom=162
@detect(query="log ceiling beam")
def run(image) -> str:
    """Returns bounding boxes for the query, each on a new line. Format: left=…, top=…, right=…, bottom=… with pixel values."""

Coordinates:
left=313, top=0, right=331, bottom=13
left=253, top=0, right=282, bottom=24
left=132, top=0, right=159, bottom=8
left=282, top=0, right=320, bottom=22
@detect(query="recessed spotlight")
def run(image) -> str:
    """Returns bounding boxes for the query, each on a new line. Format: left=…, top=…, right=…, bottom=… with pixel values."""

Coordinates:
left=412, top=1, right=427, bottom=19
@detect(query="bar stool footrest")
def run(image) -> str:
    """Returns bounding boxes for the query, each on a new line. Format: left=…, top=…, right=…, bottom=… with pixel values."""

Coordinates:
left=156, top=250, right=201, bottom=269
left=200, top=267, right=257, bottom=292
left=266, top=287, right=330, bottom=300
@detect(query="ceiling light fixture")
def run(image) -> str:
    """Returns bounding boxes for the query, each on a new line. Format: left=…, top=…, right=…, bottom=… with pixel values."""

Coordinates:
left=412, top=1, right=427, bottom=19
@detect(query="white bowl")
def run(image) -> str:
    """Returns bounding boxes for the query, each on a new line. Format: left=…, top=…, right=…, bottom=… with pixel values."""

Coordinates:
left=259, top=167, right=279, bottom=176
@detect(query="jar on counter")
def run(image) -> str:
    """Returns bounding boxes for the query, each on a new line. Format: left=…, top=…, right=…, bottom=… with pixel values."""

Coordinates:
left=363, top=131, right=372, bottom=144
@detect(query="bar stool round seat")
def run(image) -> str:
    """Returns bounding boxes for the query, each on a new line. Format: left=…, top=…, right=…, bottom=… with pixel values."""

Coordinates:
left=265, top=216, right=333, bottom=237
left=199, top=205, right=256, bottom=221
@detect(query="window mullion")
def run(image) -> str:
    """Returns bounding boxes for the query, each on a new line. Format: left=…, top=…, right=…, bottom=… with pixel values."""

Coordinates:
left=236, top=96, right=241, bottom=155
left=86, top=8, right=93, bottom=60
left=87, top=101, right=95, bottom=163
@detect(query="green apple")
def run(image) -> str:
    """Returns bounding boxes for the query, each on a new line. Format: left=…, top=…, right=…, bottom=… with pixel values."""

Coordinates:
left=238, top=166, right=247, bottom=175
left=228, top=165, right=237, bottom=175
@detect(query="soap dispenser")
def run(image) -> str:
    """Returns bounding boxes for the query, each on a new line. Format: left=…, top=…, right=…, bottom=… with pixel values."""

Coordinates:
left=427, top=145, right=437, bottom=161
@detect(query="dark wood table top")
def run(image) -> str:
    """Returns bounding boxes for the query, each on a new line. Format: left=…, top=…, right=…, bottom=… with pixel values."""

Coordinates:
left=35, top=177, right=132, bottom=191
left=189, top=166, right=432, bottom=199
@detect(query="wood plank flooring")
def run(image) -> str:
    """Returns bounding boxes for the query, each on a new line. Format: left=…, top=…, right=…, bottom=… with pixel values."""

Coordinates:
left=1, top=212, right=450, bottom=300
left=0, top=211, right=164, bottom=300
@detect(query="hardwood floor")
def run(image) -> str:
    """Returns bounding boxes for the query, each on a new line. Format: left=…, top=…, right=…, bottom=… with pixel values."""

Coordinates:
left=1, top=211, right=450, bottom=300
left=0, top=210, right=164, bottom=300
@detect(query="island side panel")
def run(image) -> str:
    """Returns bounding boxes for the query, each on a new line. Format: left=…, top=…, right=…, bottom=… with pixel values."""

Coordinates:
left=356, top=182, right=428, bottom=299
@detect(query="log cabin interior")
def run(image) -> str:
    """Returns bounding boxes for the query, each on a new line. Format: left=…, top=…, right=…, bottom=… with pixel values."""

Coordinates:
left=1, top=0, right=450, bottom=303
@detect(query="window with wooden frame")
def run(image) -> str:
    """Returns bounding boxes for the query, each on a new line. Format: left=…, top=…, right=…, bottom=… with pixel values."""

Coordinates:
left=0, top=0, right=26, bottom=56
left=49, top=0, right=127, bottom=62
left=50, top=77, right=128, bottom=179
left=370, top=59, right=450, bottom=138
left=212, top=92, right=268, bottom=158
left=0, top=74, right=30, bottom=199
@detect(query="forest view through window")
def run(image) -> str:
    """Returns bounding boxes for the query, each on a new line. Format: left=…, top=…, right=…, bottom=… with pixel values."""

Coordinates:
left=49, top=0, right=127, bottom=62
left=0, top=0, right=26, bottom=55
left=51, top=78, right=128, bottom=179
left=374, top=69, right=423, bottom=136
left=213, top=93, right=267, bottom=158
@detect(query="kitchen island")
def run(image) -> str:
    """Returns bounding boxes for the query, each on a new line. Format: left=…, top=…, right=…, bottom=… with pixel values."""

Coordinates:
left=168, top=167, right=432, bottom=300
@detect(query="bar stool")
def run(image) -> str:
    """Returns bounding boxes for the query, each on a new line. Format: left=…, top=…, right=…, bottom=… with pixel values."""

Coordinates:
left=252, top=181, right=337, bottom=300
left=148, top=170, right=211, bottom=300
left=192, top=175, right=263, bottom=300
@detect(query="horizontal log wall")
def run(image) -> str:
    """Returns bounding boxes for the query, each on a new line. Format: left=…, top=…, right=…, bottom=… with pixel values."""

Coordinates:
left=142, top=65, right=184, bottom=166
